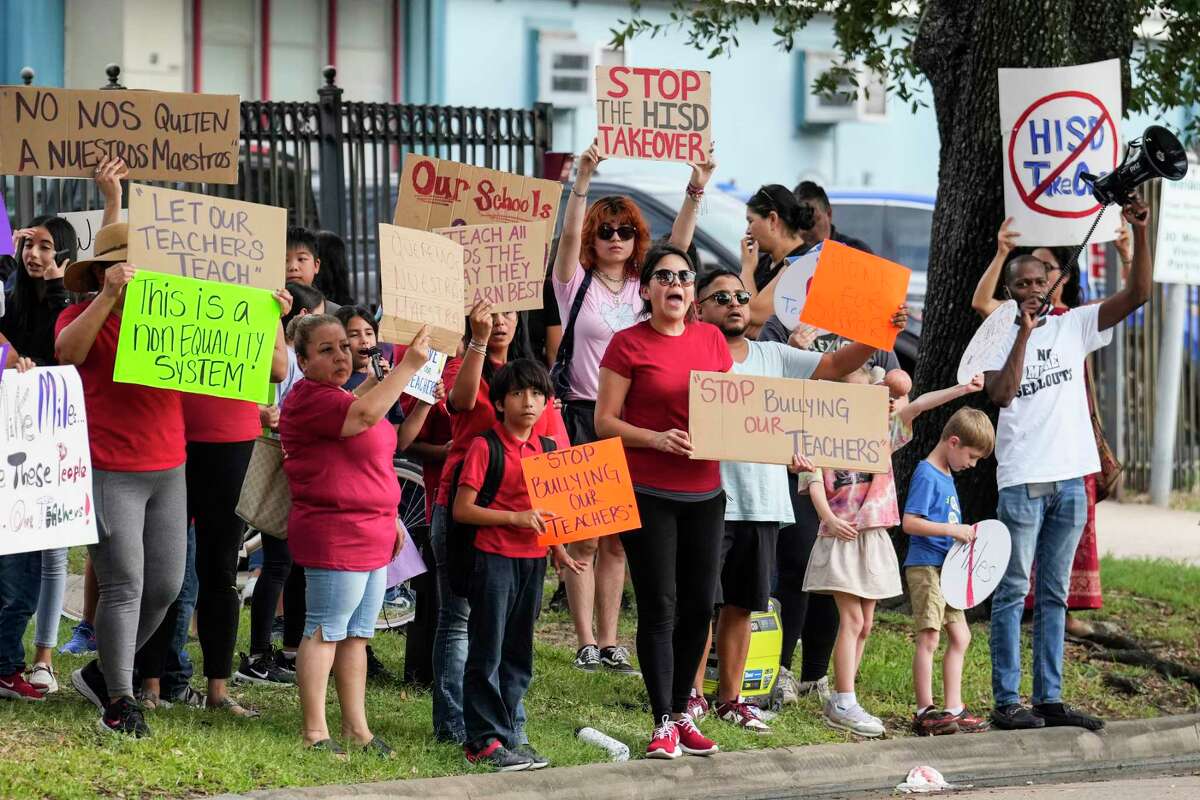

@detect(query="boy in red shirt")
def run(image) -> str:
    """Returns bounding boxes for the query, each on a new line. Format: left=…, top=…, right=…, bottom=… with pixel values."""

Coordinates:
left=453, top=359, right=583, bottom=771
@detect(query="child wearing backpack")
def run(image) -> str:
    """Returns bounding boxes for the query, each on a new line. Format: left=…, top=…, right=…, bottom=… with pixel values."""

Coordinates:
left=451, top=359, right=585, bottom=771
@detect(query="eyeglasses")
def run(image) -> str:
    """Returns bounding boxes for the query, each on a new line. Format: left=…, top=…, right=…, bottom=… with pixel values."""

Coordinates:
left=698, top=289, right=751, bottom=307
left=650, top=268, right=696, bottom=287
left=597, top=223, right=637, bottom=241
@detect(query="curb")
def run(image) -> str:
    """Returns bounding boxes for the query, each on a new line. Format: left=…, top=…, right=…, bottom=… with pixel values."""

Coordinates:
left=232, top=713, right=1200, bottom=800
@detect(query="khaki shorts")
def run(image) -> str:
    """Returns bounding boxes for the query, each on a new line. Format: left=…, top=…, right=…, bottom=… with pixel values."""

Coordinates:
left=906, top=565, right=966, bottom=631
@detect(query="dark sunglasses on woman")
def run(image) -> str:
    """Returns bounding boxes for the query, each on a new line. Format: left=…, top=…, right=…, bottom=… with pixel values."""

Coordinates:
left=597, top=223, right=637, bottom=241
left=650, top=268, right=697, bottom=287
left=698, top=289, right=752, bottom=307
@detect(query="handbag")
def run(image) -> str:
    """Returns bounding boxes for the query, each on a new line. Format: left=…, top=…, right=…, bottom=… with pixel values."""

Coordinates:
left=1087, top=367, right=1122, bottom=501
left=549, top=269, right=594, bottom=401
left=235, top=435, right=292, bottom=539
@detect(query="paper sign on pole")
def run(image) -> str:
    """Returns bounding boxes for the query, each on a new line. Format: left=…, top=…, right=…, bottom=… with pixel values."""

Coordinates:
left=1153, top=157, right=1200, bottom=285
left=113, top=272, right=278, bottom=402
left=127, top=184, right=286, bottom=290
left=58, top=209, right=129, bottom=260
left=0, top=366, right=99, bottom=556
left=434, top=222, right=548, bottom=313
left=941, top=519, right=1012, bottom=610
left=798, top=240, right=910, bottom=351
left=999, top=59, right=1122, bottom=246
left=595, top=66, right=712, bottom=164
left=521, top=437, right=641, bottom=547
left=0, top=86, right=240, bottom=183
left=688, top=371, right=891, bottom=472
left=772, top=244, right=823, bottom=332
left=957, top=299, right=1018, bottom=384
left=403, top=350, right=448, bottom=405
left=377, top=223, right=464, bottom=355
left=0, top=193, right=13, bottom=256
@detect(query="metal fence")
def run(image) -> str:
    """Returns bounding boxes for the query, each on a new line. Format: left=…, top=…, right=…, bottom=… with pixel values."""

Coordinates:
left=3, top=64, right=554, bottom=307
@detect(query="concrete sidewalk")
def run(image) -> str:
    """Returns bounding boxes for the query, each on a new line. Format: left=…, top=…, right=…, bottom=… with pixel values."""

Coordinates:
left=1095, top=500, right=1200, bottom=564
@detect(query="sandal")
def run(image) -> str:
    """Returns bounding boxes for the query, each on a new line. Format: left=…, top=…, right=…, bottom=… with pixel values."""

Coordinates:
left=360, top=736, right=395, bottom=759
left=308, top=738, right=348, bottom=759
left=203, top=695, right=261, bottom=719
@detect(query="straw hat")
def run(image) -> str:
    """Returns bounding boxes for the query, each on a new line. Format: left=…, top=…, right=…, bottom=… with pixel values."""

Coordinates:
left=64, top=223, right=129, bottom=293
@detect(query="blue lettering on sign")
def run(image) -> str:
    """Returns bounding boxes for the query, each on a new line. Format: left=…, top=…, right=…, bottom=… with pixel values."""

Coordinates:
left=1027, top=116, right=1106, bottom=156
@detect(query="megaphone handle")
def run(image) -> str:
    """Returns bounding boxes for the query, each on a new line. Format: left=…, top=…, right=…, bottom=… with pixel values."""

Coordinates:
left=1038, top=206, right=1108, bottom=316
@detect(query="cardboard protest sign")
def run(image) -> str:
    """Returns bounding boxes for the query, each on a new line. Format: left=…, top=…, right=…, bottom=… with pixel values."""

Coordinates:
left=1, top=366, right=99, bottom=555
left=403, top=350, right=448, bottom=405
left=521, top=437, right=641, bottom=547
left=689, top=371, right=890, bottom=472
left=957, top=299, right=1018, bottom=384
left=595, top=66, right=711, bottom=164
left=1153, top=157, right=1200, bottom=285
left=798, top=240, right=910, bottom=351
left=999, top=59, right=1122, bottom=246
left=942, top=520, right=1012, bottom=610
left=113, top=272, right=278, bottom=402
left=58, top=209, right=129, bottom=260
left=0, top=86, right=240, bottom=183
left=377, top=223, right=464, bottom=355
left=393, top=154, right=561, bottom=247
left=772, top=244, right=823, bottom=332
left=434, top=222, right=548, bottom=313
left=127, top=185, right=285, bottom=290
left=0, top=193, right=13, bottom=256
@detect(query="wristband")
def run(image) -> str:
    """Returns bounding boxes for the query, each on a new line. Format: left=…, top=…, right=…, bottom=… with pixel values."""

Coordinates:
left=571, top=185, right=588, bottom=199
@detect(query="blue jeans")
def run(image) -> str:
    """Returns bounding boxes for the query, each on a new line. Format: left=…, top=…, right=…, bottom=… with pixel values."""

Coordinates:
left=991, top=479, right=1087, bottom=707
left=162, top=524, right=197, bottom=697
left=430, top=504, right=526, bottom=745
left=303, top=566, right=387, bottom=641
left=34, top=548, right=68, bottom=649
left=0, top=552, right=41, bottom=675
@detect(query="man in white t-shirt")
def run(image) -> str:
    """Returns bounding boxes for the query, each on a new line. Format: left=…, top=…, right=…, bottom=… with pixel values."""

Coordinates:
left=982, top=198, right=1152, bottom=733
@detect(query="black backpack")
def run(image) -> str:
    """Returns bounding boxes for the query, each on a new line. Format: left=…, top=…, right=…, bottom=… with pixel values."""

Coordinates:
left=446, top=429, right=558, bottom=598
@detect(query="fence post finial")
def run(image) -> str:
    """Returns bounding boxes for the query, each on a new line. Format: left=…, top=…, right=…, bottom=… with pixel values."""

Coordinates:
left=20, top=67, right=34, bottom=85
left=104, top=64, right=124, bottom=90
left=322, top=65, right=338, bottom=87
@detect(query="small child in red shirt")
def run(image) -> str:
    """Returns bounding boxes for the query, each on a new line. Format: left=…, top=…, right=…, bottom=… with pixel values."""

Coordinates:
left=452, top=358, right=584, bottom=772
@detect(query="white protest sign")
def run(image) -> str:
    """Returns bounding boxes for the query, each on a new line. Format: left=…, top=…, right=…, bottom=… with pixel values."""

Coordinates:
left=403, top=350, right=447, bottom=405
left=941, top=519, right=1012, bottom=610
left=0, top=366, right=99, bottom=556
left=1153, top=156, right=1200, bottom=285
left=773, top=243, right=824, bottom=332
left=957, top=299, right=1018, bottom=384
left=59, top=209, right=128, bottom=260
left=999, top=59, right=1122, bottom=246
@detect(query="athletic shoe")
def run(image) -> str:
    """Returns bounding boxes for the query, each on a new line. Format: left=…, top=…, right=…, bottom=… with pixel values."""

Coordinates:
left=685, top=688, right=709, bottom=720
left=1034, top=702, right=1105, bottom=731
left=274, top=649, right=297, bottom=677
left=912, top=707, right=959, bottom=736
left=60, top=621, right=97, bottom=655
left=778, top=666, right=801, bottom=705
left=798, top=675, right=833, bottom=705
left=71, top=660, right=108, bottom=711
left=992, top=703, right=1046, bottom=730
left=676, top=714, right=719, bottom=756
left=645, top=716, right=680, bottom=760
left=573, top=644, right=601, bottom=672
left=464, top=739, right=533, bottom=772
left=599, top=645, right=640, bottom=675
left=234, top=651, right=296, bottom=685
left=514, top=743, right=550, bottom=770
left=716, top=700, right=771, bottom=733
left=823, top=698, right=885, bottom=738
left=948, top=706, right=991, bottom=733
left=98, top=696, right=150, bottom=737
left=378, top=585, right=417, bottom=629
left=365, top=645, right=393, bottom=681
left=26, top=663, right=58, bottom=694
left=166, top=685, right=206, bottom=708
left=0, top=670, right=47, bottom=701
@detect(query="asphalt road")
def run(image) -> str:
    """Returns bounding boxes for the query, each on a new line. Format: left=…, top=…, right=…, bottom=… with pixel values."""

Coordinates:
left=856, top=773, right=1200, bottom=799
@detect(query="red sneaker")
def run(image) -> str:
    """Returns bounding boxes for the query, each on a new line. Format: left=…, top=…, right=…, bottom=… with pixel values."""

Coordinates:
left=685, top=688, right=709, bottom=720
left=0, top=670, right=47, bottom=702
left=645, top=716, right=680, bottom=760
left=949, top=706, right=991, bottom=733
left=676, top=714, right=719, bottom=756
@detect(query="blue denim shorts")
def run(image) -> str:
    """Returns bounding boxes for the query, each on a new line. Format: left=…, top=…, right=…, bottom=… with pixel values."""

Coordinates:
left=303, top=566, right=387, bottom=641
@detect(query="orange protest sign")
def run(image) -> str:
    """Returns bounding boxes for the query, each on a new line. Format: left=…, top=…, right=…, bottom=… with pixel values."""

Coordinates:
left=798, top=240, right=911, bottom=351
left=521, top=437, right=641, bottom=547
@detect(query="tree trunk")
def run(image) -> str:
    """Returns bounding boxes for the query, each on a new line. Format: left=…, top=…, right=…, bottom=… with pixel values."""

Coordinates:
left=898, top=0, right=1135, bottom=522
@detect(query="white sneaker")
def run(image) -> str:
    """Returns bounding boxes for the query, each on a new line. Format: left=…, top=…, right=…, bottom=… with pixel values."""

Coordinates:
left=799, top=675, right=833, bottom=705
left=26, top=663, right=58, bottom=694
left=778, top=667, right=800, bottom=705
left=823, top=698, right=885, bottom=738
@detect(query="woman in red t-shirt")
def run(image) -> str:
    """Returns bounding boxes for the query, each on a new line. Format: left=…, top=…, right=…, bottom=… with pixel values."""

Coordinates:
left=596, top=243, right=733, bottom=760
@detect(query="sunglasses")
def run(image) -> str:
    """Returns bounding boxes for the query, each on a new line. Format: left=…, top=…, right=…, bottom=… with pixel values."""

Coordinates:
left=597, top=223, right=637, bottom=241
left=650, top=268, right=696, bottom=287
left=699, top=289, right=751, bottom=307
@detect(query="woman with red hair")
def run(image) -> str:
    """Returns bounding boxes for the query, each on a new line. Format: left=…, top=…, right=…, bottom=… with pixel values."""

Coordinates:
left=550, top=139, right=716, bottom=675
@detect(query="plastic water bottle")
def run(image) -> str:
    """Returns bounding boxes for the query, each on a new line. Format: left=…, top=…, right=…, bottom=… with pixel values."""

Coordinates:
left=575, top=727, right=630, bottom=762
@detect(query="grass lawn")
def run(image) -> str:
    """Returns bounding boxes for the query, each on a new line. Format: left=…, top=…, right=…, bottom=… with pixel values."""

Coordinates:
left=1, top=555, right=1197, bottom=799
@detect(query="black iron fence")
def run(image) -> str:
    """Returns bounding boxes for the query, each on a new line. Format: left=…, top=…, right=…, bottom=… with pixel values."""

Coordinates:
left=3, top=64, right=554, bottom=307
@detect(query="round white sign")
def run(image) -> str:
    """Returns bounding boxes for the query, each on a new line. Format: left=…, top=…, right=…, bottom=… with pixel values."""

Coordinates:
left=957, top=299, right=1018, bottom=385
left=940, top=519, right=1012, bottom=610
left=772, top=243, right=823, bottom=331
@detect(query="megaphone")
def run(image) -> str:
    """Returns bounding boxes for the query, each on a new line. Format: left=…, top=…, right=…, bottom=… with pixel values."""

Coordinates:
left=1083, top=125, right=1189, bottom=206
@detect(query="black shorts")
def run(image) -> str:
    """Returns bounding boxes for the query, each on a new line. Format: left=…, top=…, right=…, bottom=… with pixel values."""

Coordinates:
left=715, top=521, right=779, bottom=612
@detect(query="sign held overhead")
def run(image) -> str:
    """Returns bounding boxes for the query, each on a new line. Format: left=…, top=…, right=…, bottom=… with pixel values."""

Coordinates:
left=595, top=66, right=712, bottom=164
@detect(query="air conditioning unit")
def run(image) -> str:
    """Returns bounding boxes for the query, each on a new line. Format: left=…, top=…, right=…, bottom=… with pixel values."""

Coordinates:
left=795, top=51, right=888, bottom=127
left=538, top=35, right=594, bottom=108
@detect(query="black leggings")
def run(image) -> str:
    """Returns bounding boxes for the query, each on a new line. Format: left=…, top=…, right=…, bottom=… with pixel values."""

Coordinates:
left=249, top=532, right=306, bottom=654
left=186, top=440, right=254, bottom=679
left=776, top=474, right=838, bottom=681
left=619, top=491, right=725, bottom=722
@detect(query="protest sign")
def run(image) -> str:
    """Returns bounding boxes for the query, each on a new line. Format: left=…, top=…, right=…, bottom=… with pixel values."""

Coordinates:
left=957, top=299, right=1018, bottom=384
left=798, top=240, right=910, bottom=351
left=688, top=371, right=890, bottom=472
left=0, top=86, right=240, bottom=183
left=521, top=437, right=640, bottom=547
left=0, top=344, right=9, bottom=371
left=113, top=272, right=278, bottom=402
left=0, top=193, right=13, bottom=256
left=595, top=66, right=712, bottom=164
left=403, top=350, right=448, bottom=404
left=385, top=531, right=428, bottom=589
left=1153, top=157, right=1200, bottom=285
left=434, top=222, right=548, bottom=313
left=59, top=209, right=129, bottom=260
left=0, top=366, right=99, bottom=556
left=393, top=154, right=561, bottom=248
left=999, top=59, right=1122, bottom=246
left=942, top=520, right=1012, bottom=610
left=377, top=223, right=464, bottom=355
left=772, top=244, right=823, bottom=331
left=127, top=185, right=286, bottom=290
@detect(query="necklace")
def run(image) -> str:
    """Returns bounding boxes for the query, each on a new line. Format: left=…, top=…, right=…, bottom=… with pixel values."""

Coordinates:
left=593, top=269, right=628, bottom=295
